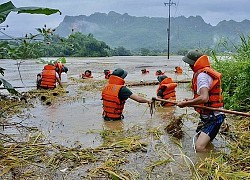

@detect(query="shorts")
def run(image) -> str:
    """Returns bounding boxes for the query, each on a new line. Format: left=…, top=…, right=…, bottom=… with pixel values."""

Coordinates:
left=196, top=114, right=226, bottom=141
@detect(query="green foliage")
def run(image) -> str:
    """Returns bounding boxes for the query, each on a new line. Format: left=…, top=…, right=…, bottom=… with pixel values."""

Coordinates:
left=0, top=77, right=18, bottom=94
left=39, top=32, right=110, bottom=57
left=111, top=46, right=131, bottom=56
left=0, top=67, right=4, bottom=75
left=0, top=1, right=61, bottom=24
left=0, top=28, right=111, bottom=59
left=212, top=34, right=250, bottom=111
left=0, top=41, right=9, bottom=58
left=37, top=57, right=67, bottom=65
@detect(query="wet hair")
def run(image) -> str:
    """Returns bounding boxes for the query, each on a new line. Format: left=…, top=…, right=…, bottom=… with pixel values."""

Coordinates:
left=63, top=66, right=68, bottom=73
left=104, top=69, right=110, bottom=74
left=85, top=70, right=92, bottom=74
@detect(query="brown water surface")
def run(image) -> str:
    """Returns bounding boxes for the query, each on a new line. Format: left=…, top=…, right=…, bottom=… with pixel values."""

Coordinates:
left=1, top=56, right=227, bottom=179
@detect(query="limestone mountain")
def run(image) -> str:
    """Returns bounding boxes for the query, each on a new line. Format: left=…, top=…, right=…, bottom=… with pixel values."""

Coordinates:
left=55, top=11, right=250, bottom=52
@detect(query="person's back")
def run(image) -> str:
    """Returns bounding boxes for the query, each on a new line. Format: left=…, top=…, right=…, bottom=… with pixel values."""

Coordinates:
left=102, top=73, right=126, bottom=120
left=156, top=75, right=177, bottom=107
left=102, top=68, right=151, bottom=121
left=39, top=64, right=63, bottom=89
left=40, top=64, right=57, bottom=89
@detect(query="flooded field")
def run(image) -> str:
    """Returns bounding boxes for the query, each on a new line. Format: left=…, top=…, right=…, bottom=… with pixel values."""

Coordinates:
left=1, top=56, right=228, bottom=179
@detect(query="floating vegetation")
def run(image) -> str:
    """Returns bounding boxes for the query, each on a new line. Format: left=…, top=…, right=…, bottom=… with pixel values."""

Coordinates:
left=78, top=79, right=107, bottom=92
left=165, top=115, right=184, bottom=139
left=88, top=157, right=130, bottom=180
left=1, top=56, right=250, bottom=179
left=147, top=126, right=164, bottom=140
left=0, top=95, right=32, bottom=119
left=27, top=87, right=75, bottom=105
left=0, top=126, right=147, bottom=179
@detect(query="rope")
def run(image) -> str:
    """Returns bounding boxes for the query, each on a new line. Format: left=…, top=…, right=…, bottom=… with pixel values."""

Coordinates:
left=150, top=99, right=156, bottom=118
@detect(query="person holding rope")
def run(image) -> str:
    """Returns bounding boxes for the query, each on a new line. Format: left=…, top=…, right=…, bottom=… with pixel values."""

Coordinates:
left=176, top=50, right=225, bottom=152
left=102, top=68, right=151, bottom=121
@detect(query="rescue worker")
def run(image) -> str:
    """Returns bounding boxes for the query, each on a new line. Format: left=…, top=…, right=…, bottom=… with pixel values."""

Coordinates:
left=177, top=50, right=225, bottom=152
left=104, top=69, right=111, bottom=79
left=55, top=61, right=68, bottom=79
left=82, top=70, right=93, bottom=79
left=156, top=75, right=177, bottom=107
left=141, top=69, right=149, bottom=74
left=155, top=70, right=165, bottom=76
left=174, top=66, right=183, bottom=74
left=102, top=68, right=151, bottom=121
left=37, top=64, right=63, bottom=89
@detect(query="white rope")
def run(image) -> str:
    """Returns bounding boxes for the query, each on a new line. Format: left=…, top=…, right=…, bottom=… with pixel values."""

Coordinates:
left=192, top=131, right=200, bottom=153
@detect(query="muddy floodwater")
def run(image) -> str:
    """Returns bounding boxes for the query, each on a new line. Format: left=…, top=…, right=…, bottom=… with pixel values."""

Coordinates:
left=1, top=56, right=227, bottom=179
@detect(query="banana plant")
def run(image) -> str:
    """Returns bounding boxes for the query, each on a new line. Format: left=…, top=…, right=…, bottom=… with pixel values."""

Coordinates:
left=0, top=1, right=61, bottom=24
left=0, top=1, right=61, bottom=94
left=0, top=67, right=18, bottom=94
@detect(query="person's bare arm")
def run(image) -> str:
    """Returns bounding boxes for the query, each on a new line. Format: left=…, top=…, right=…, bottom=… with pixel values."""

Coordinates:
left=56, top=77, right=63, bottom=87
left=129, top=94, right=151, bottom=104
left=177, top=87, right=209, bottom=108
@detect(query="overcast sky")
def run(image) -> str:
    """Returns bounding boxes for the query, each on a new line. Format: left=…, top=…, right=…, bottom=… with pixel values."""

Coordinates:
left=2, top=0, right=250, bottom=37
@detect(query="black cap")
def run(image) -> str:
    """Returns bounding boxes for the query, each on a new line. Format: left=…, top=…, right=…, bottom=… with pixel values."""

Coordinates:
left=157, top=75, right=168, bottom=83
left=111, top=68, right=128, bottom=79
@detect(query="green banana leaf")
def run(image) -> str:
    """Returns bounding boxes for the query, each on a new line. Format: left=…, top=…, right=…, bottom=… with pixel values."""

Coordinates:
left=0, top=1, right=61, bottom=24
left=0, top=67, right=5, bottom=76
left=0, top=77, right=18, bottom=94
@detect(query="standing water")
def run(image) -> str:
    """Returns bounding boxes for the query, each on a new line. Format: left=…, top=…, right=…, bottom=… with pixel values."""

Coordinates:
left=1, top=56, right=227, bottom=179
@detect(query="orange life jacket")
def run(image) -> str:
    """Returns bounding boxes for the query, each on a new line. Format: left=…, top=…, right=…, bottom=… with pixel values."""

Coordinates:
left=156, top=77, right=177, bottom=107
left=40, top=65, right=57, bottom=89
left=192, top=55, right=224, bottom=114
left=55, top=62, right=63, bottom=78
left=102, top=75, right=126, bottom=119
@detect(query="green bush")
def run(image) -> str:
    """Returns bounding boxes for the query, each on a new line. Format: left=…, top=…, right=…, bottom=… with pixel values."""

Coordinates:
left=212, top=35, right=250, bottom=111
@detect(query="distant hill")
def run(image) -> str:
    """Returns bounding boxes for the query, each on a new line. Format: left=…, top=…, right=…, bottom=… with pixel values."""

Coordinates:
left=55, top=11, right=250, bottom=52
